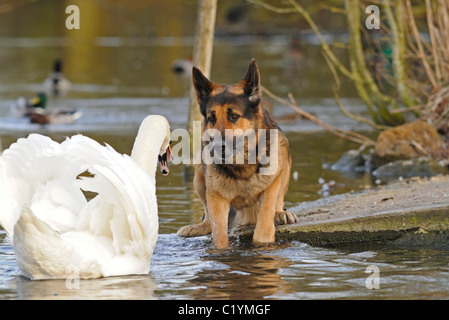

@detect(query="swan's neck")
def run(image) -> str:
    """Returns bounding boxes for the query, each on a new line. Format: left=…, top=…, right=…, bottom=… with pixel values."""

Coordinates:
left=131, top=116, right=169, bottom=176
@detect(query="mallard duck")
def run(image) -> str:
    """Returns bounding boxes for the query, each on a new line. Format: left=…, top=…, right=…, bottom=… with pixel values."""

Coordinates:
left=10, top=93, right=46, bottom=118
left=11, top=92, right=81, bottom=125
left=29, top=107, right=82, bottom=125
left=43, top=59, right=71, bottom=97
left=0, top=115, right=172, bottom=280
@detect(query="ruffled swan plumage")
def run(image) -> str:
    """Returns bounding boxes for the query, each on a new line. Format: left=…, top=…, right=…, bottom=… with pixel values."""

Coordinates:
left=0, top=115, right=171, bottom=280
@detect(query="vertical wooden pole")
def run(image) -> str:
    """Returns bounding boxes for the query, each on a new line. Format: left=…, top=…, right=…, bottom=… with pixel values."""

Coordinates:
left=188, top=0, right=217, bottom=132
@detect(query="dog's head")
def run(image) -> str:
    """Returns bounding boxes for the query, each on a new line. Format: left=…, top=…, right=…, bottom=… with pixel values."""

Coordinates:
left=192, top=58, right=262, bottom=133
left=192, top=59, right=263, bottom=164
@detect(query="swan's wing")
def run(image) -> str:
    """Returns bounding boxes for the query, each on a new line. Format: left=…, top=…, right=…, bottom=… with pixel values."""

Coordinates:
left=13, top=207, right=102, bottom=280
left=64, top=135, right=158, bottom=265
left=0, top=160, right=24, bottom=238
left=0, top=134, right=86, bottom=240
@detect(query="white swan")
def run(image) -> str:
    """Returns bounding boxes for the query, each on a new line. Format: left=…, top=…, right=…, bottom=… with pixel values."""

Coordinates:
left=0, top=115, right=172, bottom=280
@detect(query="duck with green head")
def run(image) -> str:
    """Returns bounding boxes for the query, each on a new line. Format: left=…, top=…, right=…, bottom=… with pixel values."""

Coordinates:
left=11, top=92, right=82, bottom=125
left=10, top=93, right=47, bottom=118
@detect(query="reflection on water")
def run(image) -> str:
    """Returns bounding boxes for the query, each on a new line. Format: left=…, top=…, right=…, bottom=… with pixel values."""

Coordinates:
left=3, top=229, right=449, bottom=299
left=14, top=274, right=157, bottom=300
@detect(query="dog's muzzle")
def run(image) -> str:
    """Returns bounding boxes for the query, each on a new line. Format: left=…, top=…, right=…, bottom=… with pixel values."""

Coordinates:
left=211, top=139, right=235, bottom=161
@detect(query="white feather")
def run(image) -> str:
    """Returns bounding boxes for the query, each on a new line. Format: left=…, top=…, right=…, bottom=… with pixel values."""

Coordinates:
left=0, top=115, right=171, bottom=279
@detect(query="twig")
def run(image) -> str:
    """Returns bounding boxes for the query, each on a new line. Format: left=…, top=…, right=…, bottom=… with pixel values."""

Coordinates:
left=334, top=93, right=390, bottom=131
left=322, top=48, right=389, bottom=131
left=405, top=0, right=438, bottom=87
left=262, top=85, right=376, bottom=146
left=389, top=105, right=423, bottom=114
left=245, top=0, right=296, bottom=14
left=426, top=0, right=442, bottom=84
left=410, top=141, right=429, bottom=157
left=247, top=0, right=354, bottom=80
left=322, top=51, right=340, bottom=92
left=287, top=92, right=377, bottom=145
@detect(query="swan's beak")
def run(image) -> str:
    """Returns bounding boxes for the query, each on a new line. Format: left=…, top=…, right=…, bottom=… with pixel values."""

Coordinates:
left=158, top=145, right=173, bottom=176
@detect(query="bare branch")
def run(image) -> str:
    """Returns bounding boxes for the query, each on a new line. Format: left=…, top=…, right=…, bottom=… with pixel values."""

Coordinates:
left=262, top=85, right=377, bottom=146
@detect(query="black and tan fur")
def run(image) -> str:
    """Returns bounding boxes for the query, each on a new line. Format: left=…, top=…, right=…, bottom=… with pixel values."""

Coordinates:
left=177, top=59, right=297, bottom=248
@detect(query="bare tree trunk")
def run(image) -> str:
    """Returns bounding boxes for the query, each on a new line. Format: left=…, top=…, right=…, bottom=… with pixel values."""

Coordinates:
left=384, top=0, right=416, bottom=107
left=188, top=0, right=217, bottom=132
left=344, top=0, right=404, bottom=125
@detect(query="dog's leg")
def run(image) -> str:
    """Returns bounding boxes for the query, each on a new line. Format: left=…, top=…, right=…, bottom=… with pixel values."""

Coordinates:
left=274, top=163, right=298, bottom=225
left=177, top=219, right=212, bottom=237
left=206, top=192, right=230, bottom=248
left=253, top=174, right=282, bottom=244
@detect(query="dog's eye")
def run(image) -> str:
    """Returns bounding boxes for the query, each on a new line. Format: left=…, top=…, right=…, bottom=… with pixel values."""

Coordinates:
left=229, top=114, right=240, bottom=121
left=207, top=116, right=216, bottom=125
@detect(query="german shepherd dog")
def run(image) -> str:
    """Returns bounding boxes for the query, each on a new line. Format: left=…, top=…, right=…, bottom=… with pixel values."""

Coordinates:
left=177, top=59, right=297, bottom=248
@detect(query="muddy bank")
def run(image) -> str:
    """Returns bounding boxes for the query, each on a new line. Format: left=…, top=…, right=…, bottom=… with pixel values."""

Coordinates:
left=324, top=120, right=449, bottom=184
left=236, top=175, right=449, bottom=247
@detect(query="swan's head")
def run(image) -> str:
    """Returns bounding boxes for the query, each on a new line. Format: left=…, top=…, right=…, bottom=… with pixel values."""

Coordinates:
left=158, top=128, right=173, bottom=176
left=132, top=115, right=173, bottom=176
left=152, top=115, right=173, bottom=176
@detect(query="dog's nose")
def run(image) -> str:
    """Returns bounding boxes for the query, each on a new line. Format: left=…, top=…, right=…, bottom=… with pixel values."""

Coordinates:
left=211, top=139, right=234, bottom=160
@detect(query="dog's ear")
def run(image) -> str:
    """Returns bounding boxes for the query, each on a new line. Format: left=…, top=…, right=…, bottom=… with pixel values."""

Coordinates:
left=192, top=66, right=215, bottom=103
left=241, top=59, right=261, bottom=105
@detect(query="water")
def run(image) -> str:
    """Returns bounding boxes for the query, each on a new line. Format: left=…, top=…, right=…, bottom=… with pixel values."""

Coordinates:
left=2, top=231, right=449, bottom=299
left=1, top=126, right=449, bottom=300
left=0, top=0, right=448, bottom=300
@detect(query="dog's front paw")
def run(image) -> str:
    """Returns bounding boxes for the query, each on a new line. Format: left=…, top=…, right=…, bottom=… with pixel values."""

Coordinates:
left=275, top=211, right=298, bottom=225
left=177, top=222, right=212, bottom=237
